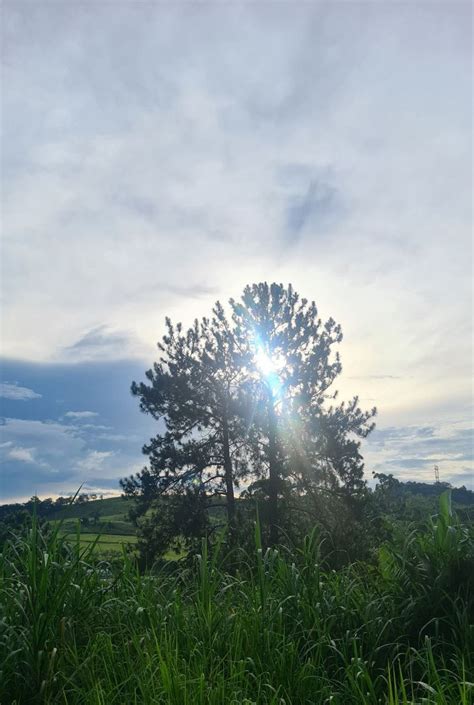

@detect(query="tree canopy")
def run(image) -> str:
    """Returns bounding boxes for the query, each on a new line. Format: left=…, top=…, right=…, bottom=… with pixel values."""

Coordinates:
left=121, top=282, right=377, bottom=560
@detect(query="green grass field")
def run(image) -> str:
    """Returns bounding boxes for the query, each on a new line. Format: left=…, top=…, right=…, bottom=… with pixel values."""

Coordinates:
left=61, top=531, right=138, bottom=552
left=33, top=496, right=186, bottom=558
left=48, top=497, right=138, bottom=552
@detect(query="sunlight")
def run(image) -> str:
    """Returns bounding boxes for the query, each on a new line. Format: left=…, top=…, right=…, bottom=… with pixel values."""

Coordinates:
left=254, top=345, right=286, bottom=397
left=255, top=346, right=285, bottom=377
left=255, top=347, right=274, bottom=376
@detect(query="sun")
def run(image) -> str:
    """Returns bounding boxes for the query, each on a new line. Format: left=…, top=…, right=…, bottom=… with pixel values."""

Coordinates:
left=254, top=346, right=286, bottom=397
left=255, top=347, right=275, bottom=376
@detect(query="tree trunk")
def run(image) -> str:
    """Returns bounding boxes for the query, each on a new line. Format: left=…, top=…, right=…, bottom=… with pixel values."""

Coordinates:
left=267, top=395, right=279, bottom=546
left=222, top=410, right=236, bottom=540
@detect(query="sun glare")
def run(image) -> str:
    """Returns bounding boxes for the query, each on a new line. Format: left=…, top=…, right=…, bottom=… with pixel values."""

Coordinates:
left=255, top=346, right=285, bottom=381
left=255, top=347, right=276, bottom=376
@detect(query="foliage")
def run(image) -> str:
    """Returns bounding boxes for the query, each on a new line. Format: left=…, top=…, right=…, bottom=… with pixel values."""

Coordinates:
left=1, top=492, right=472, bottom=705
left=0, top=507, right=32, bottom=547
left=122, top=305, right=252, bottom=549
left=123, top=282, right=376, bottom=560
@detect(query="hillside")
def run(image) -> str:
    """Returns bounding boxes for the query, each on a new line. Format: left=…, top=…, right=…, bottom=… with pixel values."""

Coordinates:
left=48, top=495, right=134, bottom=521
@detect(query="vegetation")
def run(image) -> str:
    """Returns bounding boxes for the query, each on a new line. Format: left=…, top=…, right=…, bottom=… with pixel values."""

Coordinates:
left=0, top=491, right=472, bottom=704
left=0, top=496, right=135, bottom=554
left=122, top=283, right=376, bottom=562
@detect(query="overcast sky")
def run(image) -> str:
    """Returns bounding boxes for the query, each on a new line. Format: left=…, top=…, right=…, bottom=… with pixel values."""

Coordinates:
left=1, top=2, right=472, bottom=502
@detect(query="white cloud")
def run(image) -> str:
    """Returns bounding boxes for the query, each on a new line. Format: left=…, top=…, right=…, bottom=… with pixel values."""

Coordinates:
left=0, top=418, right=83, bottom=461
left=77, top=450, right=115, bottom=472
left=97, top=433, right=131, bottom=442
left=62, top=325, right=147, bottom=362
left=7, top=446, right=36, bottom=463
left=0, top=417, right=139, bottom=499
left=65, top=411, right=99, bottom=419
left=365, top=419, right=473, bottom=489
left=2, top=5, right=470, bottom=381
left=0, top=382, right=42, bottom=400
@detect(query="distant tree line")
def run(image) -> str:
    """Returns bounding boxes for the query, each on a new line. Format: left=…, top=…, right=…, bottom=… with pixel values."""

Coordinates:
left=373, top=473, right=473, bottom=503
left=0, top=492, right=104, bottom=521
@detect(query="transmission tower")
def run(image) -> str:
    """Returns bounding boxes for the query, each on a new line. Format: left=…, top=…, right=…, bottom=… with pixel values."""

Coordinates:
left=434, top=465, right=440, bottom=483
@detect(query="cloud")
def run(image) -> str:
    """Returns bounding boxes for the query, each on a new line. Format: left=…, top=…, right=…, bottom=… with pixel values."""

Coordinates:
left=0, top=4, right=471, bottom=498
left=0, top=417, right=140, bottom=500
left=65, top=410, right=99, bottom=419
left=77, top=450, right=115, bottom=472
left=347, top=375, right=403, bottom=381
left=166, top=283, right=220, bottom=299
left=63, top=326, right=145, bottom=362
left=0, top=382, right=42, bottom=400
left=97, top=433, right=132, bottom=442
left=0, top=359, right=157, bottom=501
left=365, top=420, right=473, bottom=488
left=2, top=3, right=470, bottom=378
left=285, top=179, right=342, bottom=241
left=7, top=446, right=36, bottom=463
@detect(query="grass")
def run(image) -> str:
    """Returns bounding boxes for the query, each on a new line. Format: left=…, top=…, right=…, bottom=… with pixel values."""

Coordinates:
left=0, top=496, right=472, bottom=704
left=62, top=532, right=138, bottom=553
left=46, top=496, right=138, bottom=553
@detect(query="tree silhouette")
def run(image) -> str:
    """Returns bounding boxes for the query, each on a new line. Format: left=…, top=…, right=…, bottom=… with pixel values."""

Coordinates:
left=231, top=282, right=376, bottom=545
left=123, top=282, right=376, bottom=555
left=121, top=304, right=251, bottom=549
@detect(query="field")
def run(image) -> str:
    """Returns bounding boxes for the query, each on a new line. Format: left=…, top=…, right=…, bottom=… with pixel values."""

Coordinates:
left=44, top=496, right=219, bottom=556
left=62, top=532, right=138, bottom=552
left=1, top=494, right=473, bottom=705
left=48, top=497, right=137, bottom=554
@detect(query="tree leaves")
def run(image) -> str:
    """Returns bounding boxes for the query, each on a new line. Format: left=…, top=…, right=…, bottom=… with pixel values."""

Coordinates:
left=122, top=282, right=376, bottom=558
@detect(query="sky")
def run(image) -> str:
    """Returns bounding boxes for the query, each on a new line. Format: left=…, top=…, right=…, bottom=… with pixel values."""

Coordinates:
left=1, top=2, right=472, bottom=503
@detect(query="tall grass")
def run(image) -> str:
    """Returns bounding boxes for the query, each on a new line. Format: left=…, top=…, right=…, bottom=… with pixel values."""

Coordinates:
left=1, top=494, right=472, bottom=704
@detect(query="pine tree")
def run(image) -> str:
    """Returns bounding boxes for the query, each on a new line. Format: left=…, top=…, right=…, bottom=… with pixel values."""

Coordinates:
left=231, top=282, right=376, bottom=545
left=123, top=281, right=376, bottom=554
left=121, top=305, right=250, bottom=555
